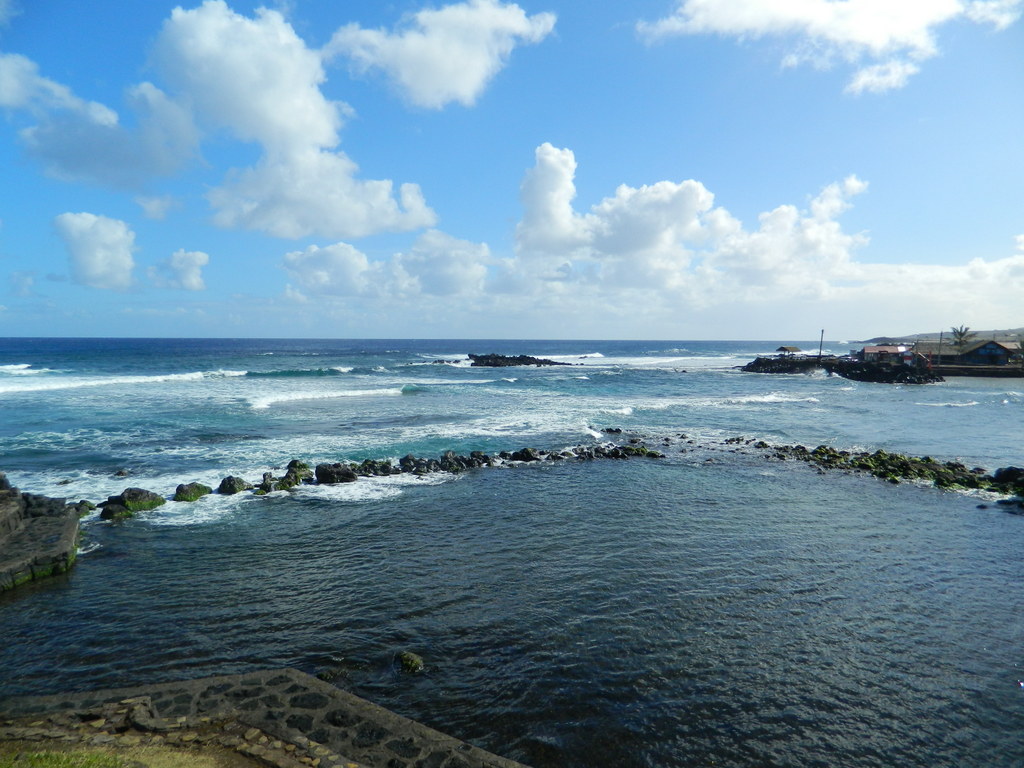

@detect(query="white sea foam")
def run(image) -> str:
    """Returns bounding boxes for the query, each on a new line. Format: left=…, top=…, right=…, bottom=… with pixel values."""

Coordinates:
left=331, top=366, right=354, bottom=373
left=294, top=472, right=454, bottom=503
left=917, top=401, right=980, bottom=408
left=249, top=387, right=405, bottom=410
left=602, top=406, right=634, bottom=415
left=0, top=364, right=54, bottom=375
left=722, top=393, right=821, bottom=405
left=145, top=492, right=251, bottom=527
left=404, top=378, right=498, bottom=386
left=0, top=371, right=207, bottom=394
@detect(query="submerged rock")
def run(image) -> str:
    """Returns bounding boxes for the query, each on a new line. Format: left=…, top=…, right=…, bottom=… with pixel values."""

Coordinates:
left=397, top=651, right=425, bottom=674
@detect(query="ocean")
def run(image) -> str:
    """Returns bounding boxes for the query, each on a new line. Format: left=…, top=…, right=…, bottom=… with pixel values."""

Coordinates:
left=1, top=337, right=1022, bottom=767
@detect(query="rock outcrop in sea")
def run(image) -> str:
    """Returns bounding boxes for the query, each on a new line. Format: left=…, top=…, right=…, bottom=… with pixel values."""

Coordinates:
left=741, top=356, right=944, bottom=384
left=0, top=472, right=89, bottom=592
left=468, top=353, right=573, bottom=367
left=738, top=437, right=1024, bottom=499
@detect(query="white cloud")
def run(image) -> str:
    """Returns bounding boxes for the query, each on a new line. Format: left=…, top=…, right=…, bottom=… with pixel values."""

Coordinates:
left=9, top=271, right=34, bottom=296
left=54, top=212, right=136, bottom=291
left=397, top=229, right=490, bottom=295
left=148, top=249, right=209, bottom=291
left=155, top=0, right=433, bottom=238
left=638, top=0, right=1023, bottom=93
left=19, top=80, right=198, bottom=187
left=283, top=242, right=377, bottom=296
left=154, top=0, right=342, bottom=152
left=282, top=229, right=490, bottom=300
left=845, top=59, right=920, bottom=94
left=507, top=144, right=1024, bottom=335
left=966, top=0, right=1023, bottom=28
left=136, top=195, right=179, bottom=220
left=208, top=148, right=435, bottom=239
left=0, top=0, right=17, bottom=27
left=510, top=143, right=861, bottom=303
left=325, top=0, right=556, bottom=108
left=0, top=52, right=116, bottom=124
left=515, top=142, right=589, bottom=257
left=515, top=143, right=719, bottom=290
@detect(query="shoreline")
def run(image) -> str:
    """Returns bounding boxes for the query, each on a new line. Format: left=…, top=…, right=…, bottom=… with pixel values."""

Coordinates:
left=0, top=668, right=529, bottom=768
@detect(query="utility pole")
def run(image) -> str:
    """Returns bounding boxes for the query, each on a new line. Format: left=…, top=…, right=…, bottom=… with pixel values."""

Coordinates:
left=817, top=329, right=824, bottom=362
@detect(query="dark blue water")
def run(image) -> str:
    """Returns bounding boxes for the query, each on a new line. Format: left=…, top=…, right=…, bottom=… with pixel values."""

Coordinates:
left=1, top=338, right=1023, bottom=767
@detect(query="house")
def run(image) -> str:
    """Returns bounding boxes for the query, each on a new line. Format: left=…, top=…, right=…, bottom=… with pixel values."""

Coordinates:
left=913, top=339, right=1021, bottom=366
left=958, top=340, right=1020, bottom=366
left=859, top=345, right=908, bottom=363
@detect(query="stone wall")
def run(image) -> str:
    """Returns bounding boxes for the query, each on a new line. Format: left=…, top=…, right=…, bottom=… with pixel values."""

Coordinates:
left=0, top=668, right=531, bottom=768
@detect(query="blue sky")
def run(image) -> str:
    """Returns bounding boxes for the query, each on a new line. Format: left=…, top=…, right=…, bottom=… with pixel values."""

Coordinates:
left=0, top=0, right=1021, bottom=340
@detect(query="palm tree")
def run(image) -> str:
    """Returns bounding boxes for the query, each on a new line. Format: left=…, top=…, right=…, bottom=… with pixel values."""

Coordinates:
left=950, top=325, right=976, bottom=357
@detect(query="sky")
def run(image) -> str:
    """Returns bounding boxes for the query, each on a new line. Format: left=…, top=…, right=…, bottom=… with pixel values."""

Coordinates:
left=0, top=0, right=1022, bottom=340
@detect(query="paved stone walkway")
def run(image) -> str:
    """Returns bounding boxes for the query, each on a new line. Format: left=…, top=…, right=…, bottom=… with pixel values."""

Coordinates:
left=0, top=668, right=530, bottom=768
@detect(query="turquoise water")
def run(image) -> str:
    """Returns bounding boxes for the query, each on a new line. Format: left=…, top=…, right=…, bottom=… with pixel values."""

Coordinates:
left=1, top=338, right=1023, bottom=767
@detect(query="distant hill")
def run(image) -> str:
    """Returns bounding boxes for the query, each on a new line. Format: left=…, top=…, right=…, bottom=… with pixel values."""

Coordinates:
left=859, top=327, right=1024, bottom=344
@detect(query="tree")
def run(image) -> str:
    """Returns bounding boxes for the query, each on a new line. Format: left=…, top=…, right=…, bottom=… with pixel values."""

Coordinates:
left=950, top=325, right=976, bottom=353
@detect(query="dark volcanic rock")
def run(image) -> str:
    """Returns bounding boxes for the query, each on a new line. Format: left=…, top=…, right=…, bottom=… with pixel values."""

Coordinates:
left=742, top=356, right=826, bottom=374
left=218, top=475, right=253, bottom=495
left=510, top=447, right=542, bottom=462
left=98, top=487, right=166, bottom=519
left=752, top=442, right=1019, bottom=495
left=0, top=475, right=80, bottom=592
left=174, top=482, right=213, bottom=502
left=823, top=360, right=943, bottom=384
left=468, top=353, right=572, bottom=367
left=315, top=463, right=358, bottom=484
left=99, top=503, right=133, bottom=521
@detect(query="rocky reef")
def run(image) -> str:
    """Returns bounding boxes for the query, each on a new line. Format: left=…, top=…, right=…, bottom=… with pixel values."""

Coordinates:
left=0, top=473, right=91, bottom=592
left=821, top=360, right=944, bottom=384
left=468, top=353, right=573, bottom=367
left=733, top=437, right=1024, bottom=500
left=741, top=356, right=831, bottom=374
left=741, top=355, right=944, bottom=384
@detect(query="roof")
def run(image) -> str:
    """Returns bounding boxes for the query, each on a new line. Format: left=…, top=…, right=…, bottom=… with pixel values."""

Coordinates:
left=862, top=345, right=907, bottom=354
left=913, top=339, right=1021, bottom=355
left=776, top=346, right=802, bottom=352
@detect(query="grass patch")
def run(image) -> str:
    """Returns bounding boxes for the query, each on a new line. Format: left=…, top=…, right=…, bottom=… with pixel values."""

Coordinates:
left=0, top=745, right=259, bottom=768
left=0, top=751, right=127, bottom=768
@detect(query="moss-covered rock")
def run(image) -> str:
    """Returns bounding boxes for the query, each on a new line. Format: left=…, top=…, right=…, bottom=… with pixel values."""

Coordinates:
left=218, top=475, right=253, bottom=494
left=99, top=503, right=133, bottom=521
left=119, top=488, right=166, bottom=512
left=97, top=488, right=164, bottom=519
left=174, top=482, right=213, bottom=502
left=397, top=651, right=424, bottom=674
